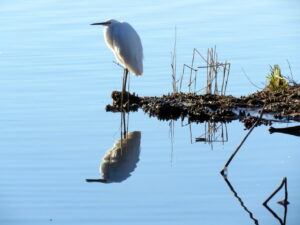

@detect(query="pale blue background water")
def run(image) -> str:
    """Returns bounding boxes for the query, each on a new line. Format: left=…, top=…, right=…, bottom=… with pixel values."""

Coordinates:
left=0, top=0, right=299, bottom=224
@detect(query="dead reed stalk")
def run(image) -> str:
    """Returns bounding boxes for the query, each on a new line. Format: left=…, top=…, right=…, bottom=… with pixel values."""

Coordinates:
left=175, top=47, right=230, bottom=95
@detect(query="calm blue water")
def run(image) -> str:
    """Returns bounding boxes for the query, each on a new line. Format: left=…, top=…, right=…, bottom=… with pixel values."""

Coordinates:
left=0, top=0, right=299, bottom=224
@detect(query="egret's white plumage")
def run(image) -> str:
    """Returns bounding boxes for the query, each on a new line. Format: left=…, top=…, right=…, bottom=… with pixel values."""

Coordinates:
left=104, top=20, right=143, bottom=75
left=91, top=19, right=143, bottom=92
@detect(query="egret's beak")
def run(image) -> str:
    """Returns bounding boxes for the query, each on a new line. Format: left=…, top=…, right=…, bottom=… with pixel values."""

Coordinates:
left=86, top=178, right=108, bottom=183
left=90, top=22, right=110, bottom=26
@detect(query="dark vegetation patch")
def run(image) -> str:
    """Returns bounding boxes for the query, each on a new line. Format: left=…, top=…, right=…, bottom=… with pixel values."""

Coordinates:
left=106, top=85, right=300, bottom=128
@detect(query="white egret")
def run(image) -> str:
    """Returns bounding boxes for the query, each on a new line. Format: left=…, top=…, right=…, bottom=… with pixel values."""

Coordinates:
left=91, top=19, right=143, bottom=93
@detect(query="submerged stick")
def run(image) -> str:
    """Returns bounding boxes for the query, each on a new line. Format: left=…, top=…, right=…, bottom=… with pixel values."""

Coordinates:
left=220, top=104, right=266, bottom=175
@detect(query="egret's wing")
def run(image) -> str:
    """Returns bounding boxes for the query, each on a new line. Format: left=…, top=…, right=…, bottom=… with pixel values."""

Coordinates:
left=103, top=26, right=114, bottom=51
left=111, top=22, right=143, bottom=75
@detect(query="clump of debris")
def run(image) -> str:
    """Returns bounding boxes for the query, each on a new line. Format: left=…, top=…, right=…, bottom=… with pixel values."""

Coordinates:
left=106, top=84, right=300, bottom=128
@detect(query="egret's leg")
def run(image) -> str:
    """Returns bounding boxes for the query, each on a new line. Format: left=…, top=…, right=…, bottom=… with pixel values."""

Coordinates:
left=122, top=69, right=129, bottom=93
left=121, top=69, right=125, bottom=93
left=122, top=111, right=127, bottom=138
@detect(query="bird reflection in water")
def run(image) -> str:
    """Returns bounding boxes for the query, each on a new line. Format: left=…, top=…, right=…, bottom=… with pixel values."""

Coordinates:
left=86, top=112, right=141, bottom=183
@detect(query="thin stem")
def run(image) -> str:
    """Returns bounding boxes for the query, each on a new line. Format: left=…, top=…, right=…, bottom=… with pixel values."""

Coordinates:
left=220, top=104, right=266, bottom=174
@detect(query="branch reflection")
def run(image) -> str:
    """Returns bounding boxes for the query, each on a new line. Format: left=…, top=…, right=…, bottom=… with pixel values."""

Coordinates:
left=263, top=177, right=289, bottom=225
left=263, top=204, right=288, bottom=225
left=221, top=175, right=259, bottom=225
left=195, top=121, right=228, bottom=145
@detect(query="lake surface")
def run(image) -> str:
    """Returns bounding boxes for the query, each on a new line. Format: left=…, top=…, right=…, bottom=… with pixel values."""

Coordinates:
left=0, top=0, right=299, bottom=224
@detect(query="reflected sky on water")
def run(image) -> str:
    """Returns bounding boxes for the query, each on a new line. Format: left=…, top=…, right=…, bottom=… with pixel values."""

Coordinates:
left=0, top=0, right=299, bottom=224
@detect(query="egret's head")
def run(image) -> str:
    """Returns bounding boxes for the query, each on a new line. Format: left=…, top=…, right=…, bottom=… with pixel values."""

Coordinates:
left=90, top=19, right=119, bottom=26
